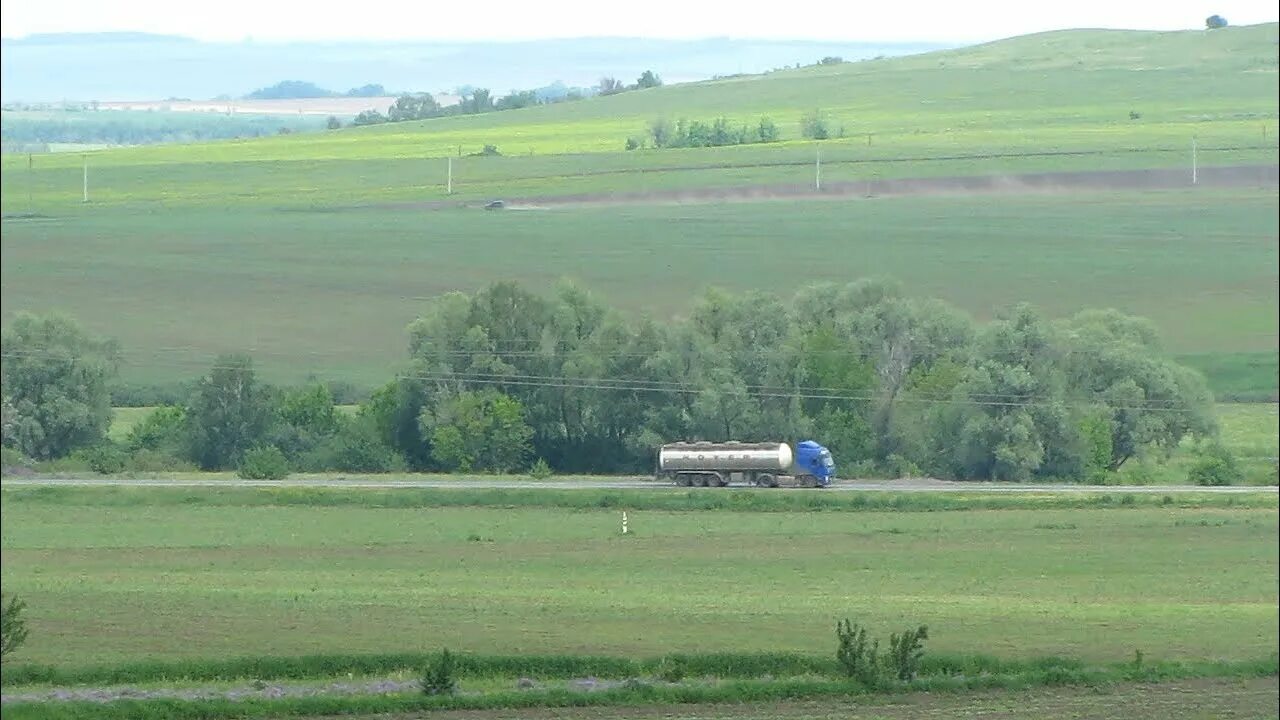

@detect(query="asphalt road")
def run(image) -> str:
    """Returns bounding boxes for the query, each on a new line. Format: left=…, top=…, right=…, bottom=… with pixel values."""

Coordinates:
left=1, top=476, right=1274, bottom=493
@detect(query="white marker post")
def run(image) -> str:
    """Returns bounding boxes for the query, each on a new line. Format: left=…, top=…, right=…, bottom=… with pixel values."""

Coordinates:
left=622, top=511, right=629, bottom=535
left=82, top=155, right=88, bottom=203
left=815, top=149, right=821, bottom=192
left=1191, top=138, right=1198, bottom=185
left=447, top=157, right=453, bottom=195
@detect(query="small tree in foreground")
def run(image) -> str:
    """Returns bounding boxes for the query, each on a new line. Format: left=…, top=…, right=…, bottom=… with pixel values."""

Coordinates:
left=1, top=594, right=29, bottom=660
left=421, top=648, right=457, bottom=695
left=886, top=625, right=929, bottom=680
left=835, top=618, right=880, bottom=685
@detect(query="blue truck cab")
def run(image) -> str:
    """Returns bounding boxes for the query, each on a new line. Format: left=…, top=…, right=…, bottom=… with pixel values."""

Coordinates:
left=794, top=440, right=836, bottom=486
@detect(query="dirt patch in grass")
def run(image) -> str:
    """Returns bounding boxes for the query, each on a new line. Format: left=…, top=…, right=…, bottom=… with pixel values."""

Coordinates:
left=380, top=164, right=1279, bottom=212
left=343, top=676, right=1279, bottom=719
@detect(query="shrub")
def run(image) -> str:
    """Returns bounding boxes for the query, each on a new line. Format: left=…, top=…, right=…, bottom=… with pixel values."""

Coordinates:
left=1, top=593, right=29, bottom=659
left=528, top=458, right=553, bottom=480
left=624, top=136, right=643, bottom=151
left=1, top=446, right=33, bottom=475
left=835, top=618, right=880, bottom=686
left=125, top=449, right=198, bottom=473
left=886, top=625, right=929, bottom=681
left=126, top=405, right=187, bottom=453
left=238, top=445, right=290, bottom=480
left=1188, top=443, right=1243, bottom=486
left=421, top=649, right=457, bottom=695
left=82, top=443, right=128, bottom=474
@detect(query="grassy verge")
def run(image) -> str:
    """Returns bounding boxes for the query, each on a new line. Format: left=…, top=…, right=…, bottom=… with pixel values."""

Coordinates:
left=2, top=654, right=1275, bottom=719
left=2, top=485, right=1275, bottom=513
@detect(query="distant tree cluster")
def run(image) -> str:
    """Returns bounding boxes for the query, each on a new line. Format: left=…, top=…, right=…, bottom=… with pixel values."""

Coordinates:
left=1205, top=15, right=1228, bottom=29
left=348, top=83, right=589, bottom=128
left=2, top=280, right=1226, bottom=484
left=244, top=80, right=389, bottom=100
left=632, top=116, right=780, bottom=150
left=1, top=112, right=326, bottom=149
left=597, top=70, right=663, bottom=97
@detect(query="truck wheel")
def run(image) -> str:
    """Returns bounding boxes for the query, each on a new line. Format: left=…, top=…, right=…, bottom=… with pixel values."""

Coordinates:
left=756, top=473, right=776, bottom=488
left=675, top=474, right=692, bottom=487
left=693, top=475, right=708, bottom=487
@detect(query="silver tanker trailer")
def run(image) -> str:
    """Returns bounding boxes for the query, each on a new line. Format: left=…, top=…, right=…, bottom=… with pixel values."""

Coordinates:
left=656, top=440, right=836, bottom=488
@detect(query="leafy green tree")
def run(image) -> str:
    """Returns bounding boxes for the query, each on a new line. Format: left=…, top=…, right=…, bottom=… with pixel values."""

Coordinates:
left=279, top=383, right=340, bottom=437
left=757, top=117, right=780, bottom=142
left=388, top=93, right=441, bottom=121
left=1059, top=309, right=1216, bottom=470
left=184, top=355, right=277, bottom=470
left=1, top=593, right=28, bottom=659
left=125, top=405, right=186, bottom=453
left=1205, top=15, right=1228, bottom=29
left=1, top=313, right=119, bottom=460
left=359, top=378, right=432, bottom=470
left=801, top=109, right=830, bottom=139
left=421, top=390, right=533, bottom=473
left=948, top=305, right=1068, bottom=481
left=635, top=70, right=663, bottom=89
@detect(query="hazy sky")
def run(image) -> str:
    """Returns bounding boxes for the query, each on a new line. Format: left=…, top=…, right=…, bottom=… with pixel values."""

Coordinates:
left=3, top=0, right=1276, bottom=43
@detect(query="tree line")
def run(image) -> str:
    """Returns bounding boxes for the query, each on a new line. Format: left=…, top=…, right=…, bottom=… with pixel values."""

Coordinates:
left=1, top=279, right=1227, bottom=482
left=348, top=71, right=661, bottom=127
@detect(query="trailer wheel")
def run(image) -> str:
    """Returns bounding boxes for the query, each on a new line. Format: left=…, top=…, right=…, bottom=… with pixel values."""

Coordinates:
left=675, top=474, right=692, bottom=487
left=693, top=475, right=708, bottom=487
left=756, top=473, right=777, bottom=488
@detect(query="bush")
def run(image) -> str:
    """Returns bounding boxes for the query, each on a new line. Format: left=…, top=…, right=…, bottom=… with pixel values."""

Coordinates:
left=1, top=593, right=29, bottom=659
left=886, top=625, right=929, bottom=681
left=624, top=136, right=643, bottom=151
left=835, top=618, right=880, bottom=686
left=320, top=421, right=405, bottom=473
left=125, top=449, right=198, bottom=473
left=81, top=443, right=128, bottom=474
left=125, top=406, right=186, bottom=452
left=421, top=648, right=457, bottom=695
left=528, top=458, right=553, bottom=480
left=238, top=446, right=290, bottom=480
left=1188, top=443, right=1243, bottom=486
left=1, top=446, right=34, bottom=475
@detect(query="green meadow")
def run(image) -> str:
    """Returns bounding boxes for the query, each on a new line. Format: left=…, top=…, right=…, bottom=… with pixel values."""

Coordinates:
left=1, top=489, right=1276, bottom=667
left=3, top=190, right=1276, bottom=388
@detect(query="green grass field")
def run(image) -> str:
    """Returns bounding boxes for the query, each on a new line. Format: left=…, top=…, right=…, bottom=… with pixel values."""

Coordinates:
left=1, top=490, right=1275, bottom=667
left=2, top=24, right=1276, bottom=392
left=4, top=190, right=1276, bottom=387
left=1, top=24, right=1275, bottom=212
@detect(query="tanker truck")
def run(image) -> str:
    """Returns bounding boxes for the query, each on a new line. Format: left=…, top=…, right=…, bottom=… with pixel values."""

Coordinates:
left=656, top=440, right=836, bottom=488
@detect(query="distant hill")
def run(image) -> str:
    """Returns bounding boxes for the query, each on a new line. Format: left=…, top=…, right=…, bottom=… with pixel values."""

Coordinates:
left=0, top=34, right=950, bottom=103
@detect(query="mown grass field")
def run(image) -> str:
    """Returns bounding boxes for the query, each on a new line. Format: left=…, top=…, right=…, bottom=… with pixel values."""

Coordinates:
left=1, top=489, right=1275, bottom=667
left=4, top=189, right=1276, bottom=387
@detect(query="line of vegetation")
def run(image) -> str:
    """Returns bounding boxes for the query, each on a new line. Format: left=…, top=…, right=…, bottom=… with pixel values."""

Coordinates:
left=2, top=486, right=1274, bottom=513
left=6, top=278, right=1267, bottom=486
left=348, top=70, right=660, bottom=128
left=2, top=653, right=1274, bottom=719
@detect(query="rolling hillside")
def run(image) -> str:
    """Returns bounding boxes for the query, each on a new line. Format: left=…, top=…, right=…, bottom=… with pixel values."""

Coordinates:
left=1, top=24, right=1276, bottom=392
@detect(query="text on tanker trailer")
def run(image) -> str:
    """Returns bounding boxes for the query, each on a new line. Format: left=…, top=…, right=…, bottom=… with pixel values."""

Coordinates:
left=656, top=440, right=836, bottom=487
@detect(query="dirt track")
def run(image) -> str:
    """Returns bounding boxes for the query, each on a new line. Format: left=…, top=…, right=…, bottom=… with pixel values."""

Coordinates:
left=384, top=164, right=1279, bottom=211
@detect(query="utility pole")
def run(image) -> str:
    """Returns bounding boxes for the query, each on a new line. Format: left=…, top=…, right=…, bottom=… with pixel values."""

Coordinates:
left=82, top=154, right=89, bottom=203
